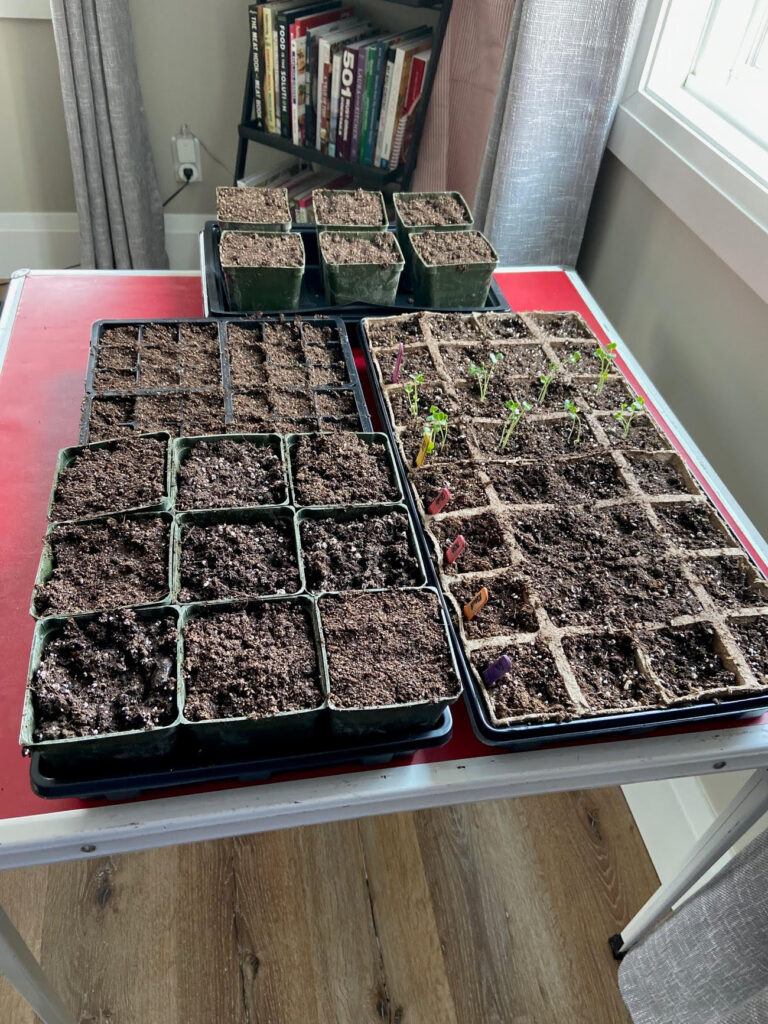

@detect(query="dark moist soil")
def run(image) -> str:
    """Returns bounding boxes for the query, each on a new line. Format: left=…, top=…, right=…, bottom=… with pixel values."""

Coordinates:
left=439, top=342, right=548, bottom=380
left=411, top=230, right=495, bottom=266
left=315, top=390, right=357, bottom=419
left=449, top=571, right=538, bottom=639
left=308, top=362, right=348, bottom=387
left=52, top=437, right=166, bottom=520
left=34, top=516, right=170, bottom=615
left=99, top=326, right=139, bottom=348
left=291, top=433, right=398, bottom=505
left=320, top=232, right=401, bottom=266
left=397, top=194, right=469, bottom=227
left=476, top=314, right=533, bottom=341
left=219, top=232, right=304, bottom=268
left=181, top=391, right=227, bottom=435
left=380, top=344, right=440, bottom=382
left=690, top=555, right=768, bottom=609
left=96, top=344, right=137, bottom=372
left=179, top=518, right=299, bottom=601
left=431, top=511, right=511, bottom=574
left=319, top=415, right=361, bottom=432
left=366, top=313, right=424, bottom=349
left=313, top=188, right=385, bottom=227
left=577, top=376, right=633, bottom=412
left=267, top=364, right=309, bottom=390
left=217, top=186, right=291, bottom=225
left=30, top=610, right=177, bottom=741
left=485, top=454, right=627, bottom=505
left=141, top=323, right=177, bottom=347
left=179, top=324, right=221, bottom=387
left=301, top=323, right=340, bottom=349
left=262, top=321, right=302, bottom=355
left=626, top=453, right=694, bottom=496
left=408, top=461, right=490, bottom=513
left=529, top=313, right=594, bottom=339
left=471, top=417, right=599, bottom=461
left=479, top=641, right=574, bottom=721
left=139, top=344, right=180, bottom=388
left=133, top=394, right=181, bottom=433
left=655, top=501, right=731, bottom=550
left=600, top=413, right=671, bottom=452
left=177, top=439, right=286, bottom=510
left=273, top=390, right=315, bottom=420
left=300, top=510, right=420, bottom=592
left=86, top=396, right=134, bottom=440
left=643, top=623, right=737, bottom=697
left=506, top=376, right=582, bottom=413
left=228, top=336, right=268, bottom=389
left=320, top=589, right=458, bottom=707
left=182, top=602, right=322, bottom=721
left=93, top=366, right=137, bottom=392
left=562, top=633, right=663, bottom=711
left=729, top=618, right=768, bottom=683
left=423, top=312, right=483, bottom=344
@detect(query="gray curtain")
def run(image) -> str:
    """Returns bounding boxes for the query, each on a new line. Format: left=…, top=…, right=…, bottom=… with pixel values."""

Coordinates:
left=50, top=0, right=167, bottom=269
left=475, top=0, right=648, bottom=266
left=619, top=827, right=768, bottom=1024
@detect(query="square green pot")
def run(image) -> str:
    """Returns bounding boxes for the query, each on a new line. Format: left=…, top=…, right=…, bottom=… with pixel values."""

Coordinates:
left=20, top=605, right=184, bottom=772
left=312, top=189, right=388, bottom=233
left=410, top=229, right=499, bottom=308
left=319, top=231, right=404, bottom=307
left=48, top=432, right=173, bottom=523
left=178, top=596, right=328, bottom=754
left=393, top=191, right=474, bottom=266
left=220, top=230, right=305, bottom=312
left=285, top=431, right=403, bottom=508
left=216, top=186, right=292, bottom=231
left=171, top=433, right=290, bottom=511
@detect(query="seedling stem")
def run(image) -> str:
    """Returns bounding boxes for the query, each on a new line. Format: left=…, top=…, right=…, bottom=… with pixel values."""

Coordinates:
left=613, top=396, right=645, bottom=437
left=403, top=372, right=424, bottom=418
left=467, top=352, right=504, bottom=403
left=564, top=399, right=582, bottom=445
left=499, top=398, right=532, bottom=450
left=594, top=342, right=616, bottom=395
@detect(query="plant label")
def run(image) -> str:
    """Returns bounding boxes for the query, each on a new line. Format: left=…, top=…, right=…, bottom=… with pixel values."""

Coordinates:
left=463, top=587, right=488, bottom=620
left=391, top=342, right=404, bottom=384
left=415, top=433, right=432, bottom=468
left=484, top=654, right=512, bottom=687
left=445, top=534, right=466, bottom=565
left=428, top=487, right=451, bottom=515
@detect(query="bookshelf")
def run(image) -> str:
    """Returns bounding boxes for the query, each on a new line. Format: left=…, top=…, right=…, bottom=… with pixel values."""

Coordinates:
left=234, top=0, right=453, bottom=191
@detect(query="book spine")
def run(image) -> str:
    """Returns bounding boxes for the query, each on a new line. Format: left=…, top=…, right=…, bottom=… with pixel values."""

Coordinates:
left=249, top=5, right=265, bottom=129
left=318, top=39, right=332, bottom=151
left=306, top=30, right=317, bottom=147
left=277, top=15, right=291, bottom=139
left=329, top=47, right=343, bottom=157
left=273, top=23, right=281, bottom=134
left=363, top=42, right=385, bottom=165
left=336, top=45, right=357, bottom=161
left=379, top=48, right=405, bottom=168
left=293, top=34, right=306, bottom=145
left=373, top=51, right=395, bottom=167
left=348, top=44, right=368, bottom=162
left=357, top=45, right=376, bottom=165
left=391, top=53, right=427, bottom=169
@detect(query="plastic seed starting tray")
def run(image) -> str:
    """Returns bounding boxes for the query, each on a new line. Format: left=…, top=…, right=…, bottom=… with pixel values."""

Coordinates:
left=356, top=310, right=768, bottom=750
left=201, top=221, right=511, bottom=319
left=79, top=316, right=372, bottom=443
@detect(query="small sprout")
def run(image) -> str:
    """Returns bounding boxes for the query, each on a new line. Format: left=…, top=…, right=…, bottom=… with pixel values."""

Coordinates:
left=425, top=405, right=449, bottom=453
left=467, top=352, right=504, bottom=403
left=538, top=350, right=580, bottom=403
left=403, top=372, right=424, bottom=417
left=613, top=395, right=645, bottom=438
left=499, top=398, right=532, bottom=451
left=594, top=342, right=616, bottom=395
left=564, top=398, right=582, bottom=445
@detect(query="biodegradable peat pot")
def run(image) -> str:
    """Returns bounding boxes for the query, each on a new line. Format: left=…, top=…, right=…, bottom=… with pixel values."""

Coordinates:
left=319, top=231, right=404, bottom=306
left=286, top=431, right=402, bottom=508
left=393, top=191, right=473, bottom=266
left=410, top=229, right=499, bottom=308
left=179, top=597, right=328, bottom=754
left=312, top=188, right=387, bottom=233
left=172, top=433, right=289, bottom=511
left=219, top=230, right=305, bottom=312
left=216, top=186, right=292, bottom=231
left=20, top=606, right=183, bottom=772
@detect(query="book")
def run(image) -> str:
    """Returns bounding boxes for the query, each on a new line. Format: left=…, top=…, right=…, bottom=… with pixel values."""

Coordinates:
left=360, top=28, right=422, bottom=166
left=377, top=32, right=432, bottom=168
left=390, top=49, right=430, bottom=169
left=292, top=5, right=351, bottom=145
left=277, top=2, right=336, bottom=140
left=315, top=19, right=369, bottom=152
left=248, top=4, right=265, bottom=130
left=262, top=1, right=299, bottom=134
left=335, top=33, right=379, bottom=161
left=372, top=48, right=395, bottom=167
left=384, top=38, right=431, bottom=168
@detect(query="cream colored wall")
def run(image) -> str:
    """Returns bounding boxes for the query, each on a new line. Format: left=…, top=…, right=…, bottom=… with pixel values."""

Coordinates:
left=579, top=152, right=768, bottom=537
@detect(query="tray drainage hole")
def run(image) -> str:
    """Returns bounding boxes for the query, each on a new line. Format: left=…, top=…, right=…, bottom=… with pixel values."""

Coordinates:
left=80, top=844, right=97, bottom=853
left=713, top=761, right=727, bottom=770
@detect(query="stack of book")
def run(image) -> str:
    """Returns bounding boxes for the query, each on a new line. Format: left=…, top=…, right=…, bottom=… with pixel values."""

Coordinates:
left=236, top=158, right=354, bottom=222
left=248, top=1, right=432, bottom=170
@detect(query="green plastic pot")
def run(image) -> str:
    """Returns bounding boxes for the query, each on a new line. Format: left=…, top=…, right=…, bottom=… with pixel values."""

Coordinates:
left=48, top=432, right=172, bottom=523
left=172, top=433, right=289, bottom=511
left=393, top=191, right=474, bottom=267
left=410, top=229, right=499, bottom=308
left=220, top=230, right=305, bottom=312
left=286, top=431, right=402, bottom=508
left=178, top=596, right=328, bottom=754
left=319, top=231, right=404, bottom=307
left=312, top=189, right=387, bottom=233
left=215, top=186, right=292, bottom=232
left=20, top=606, right=183, bottom=772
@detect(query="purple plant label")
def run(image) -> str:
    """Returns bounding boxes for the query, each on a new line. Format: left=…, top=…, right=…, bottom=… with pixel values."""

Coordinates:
left=445, top=534, right=466, bottom=565
left=484, top=655, right=512, bottom=687
left=428, top=487, right=451, bottom=515
left=392, top=342, right=404, bottom=383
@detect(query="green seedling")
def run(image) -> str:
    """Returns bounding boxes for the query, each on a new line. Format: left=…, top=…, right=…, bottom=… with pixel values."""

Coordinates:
left=403, top=372, right=424, bottom=418
left=499, top=398, right=532, bottom=451
left=426, top=405, right=449, bottom=453
left=564, top=399, right=582, bottom=445
left=613, top=396, right=645, bottom=437
left=594, top=342, right=617, bottom=395
left=538, top=351, right=580, bottom=403
left=467, top=352, right=504, bottom=403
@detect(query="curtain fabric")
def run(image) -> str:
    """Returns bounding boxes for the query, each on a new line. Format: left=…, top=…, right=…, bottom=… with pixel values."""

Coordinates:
left=50, top=0, right=167, bottom=269
left=474, top=0, right=648, bottom=265
left=619, top=826, right=768, bottom=1024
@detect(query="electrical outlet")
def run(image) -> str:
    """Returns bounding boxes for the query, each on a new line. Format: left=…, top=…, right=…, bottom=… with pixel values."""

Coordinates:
left=171, top=125, right=202, bottom=182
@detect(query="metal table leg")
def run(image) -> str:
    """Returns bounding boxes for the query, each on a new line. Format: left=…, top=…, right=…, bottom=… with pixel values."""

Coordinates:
left=611, top=766, right=768, bottom=957
left=0, top=903, right=77, bottom=1024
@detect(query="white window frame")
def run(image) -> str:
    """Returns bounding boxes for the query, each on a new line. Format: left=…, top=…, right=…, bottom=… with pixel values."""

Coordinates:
left=608, top=0, right=768, bottom=305
left=0, top=0, right=51, bottom=17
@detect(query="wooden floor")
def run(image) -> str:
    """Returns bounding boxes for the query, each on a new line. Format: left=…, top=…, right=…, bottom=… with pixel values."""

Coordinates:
left=0, top=788, right=656, bottom=1024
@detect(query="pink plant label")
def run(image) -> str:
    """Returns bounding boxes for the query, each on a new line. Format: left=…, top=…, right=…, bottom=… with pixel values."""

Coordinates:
left=484, top=654, right=512, bottom=687
left=391, top=342, right=404, bottom=383
left=445, top=534, right=466, bottom=565
left=428, top=487, right=451, bottom=515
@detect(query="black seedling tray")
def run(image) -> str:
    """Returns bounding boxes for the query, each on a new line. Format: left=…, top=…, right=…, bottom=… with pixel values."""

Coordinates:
left=201, top=221, right=510, bottom=319
left=29, top=708, right=453, bottom=801
left=353, top=319, right=768, bottom=751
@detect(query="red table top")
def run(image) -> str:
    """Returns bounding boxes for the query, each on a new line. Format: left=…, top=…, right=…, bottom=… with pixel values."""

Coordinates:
left=1, top=269, right=765, bottom=821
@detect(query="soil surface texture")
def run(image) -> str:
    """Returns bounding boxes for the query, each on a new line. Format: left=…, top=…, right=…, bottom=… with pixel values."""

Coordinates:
left=321, top=589, right=459, bottom=707
left=366, top=313, right=423, bottom=348
left=99, top=326, right=139, bottom=348
left=30, top=610, right=178, bottom=741
left=486, top=455, right=627, bottom=505
left=219, top=232, right=304, bottom=268
left=690, top=555, right=768, bottom=609
left=397, top=194, right=470, bottom=227
left=626, top=454, right=694, bottom=496
left=217, top=186, right=291, bottom=224
left=51, top=437, right=166, bottom=521
left=179, top=324, right=221, bottom=387
left=183, top=602, right=322, bottom=721
left=479, top=641, right=574, bottom=721
left=177, top=439, right=286, bottom=510
left=562, top=633, right=662, bottom=711
left=320, top=232, right=401, bottom=266
left=432, top=511, right=511, bottom=574
left=449, top=571, right=538, bottom=639
left=291, top=433, right=398, bottom=506
left=644, top=623, right=737, bottom=696
left=409, top=461, right=490, bottom=513
left=476, top=314, right=533, bottom=340
left=411, top=231, right=495, bottom=266
left=529, top=313, right=594, bottom=339
left=313, top=188, right=385, bottom=227
left=315, top=390, right=357, bottom=419
left=729, top=617, right=768, bottom=683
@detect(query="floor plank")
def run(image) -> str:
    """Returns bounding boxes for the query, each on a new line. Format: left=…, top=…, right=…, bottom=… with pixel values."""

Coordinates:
left=0, top=789, right=657, bottom=1024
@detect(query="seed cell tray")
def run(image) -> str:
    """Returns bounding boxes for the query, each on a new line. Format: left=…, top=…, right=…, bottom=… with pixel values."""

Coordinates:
left=201, top=221, right=510, bottom=319
left=354, top=312, right=768, bottom=750
left=28, top=708, right=453, bottom=801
